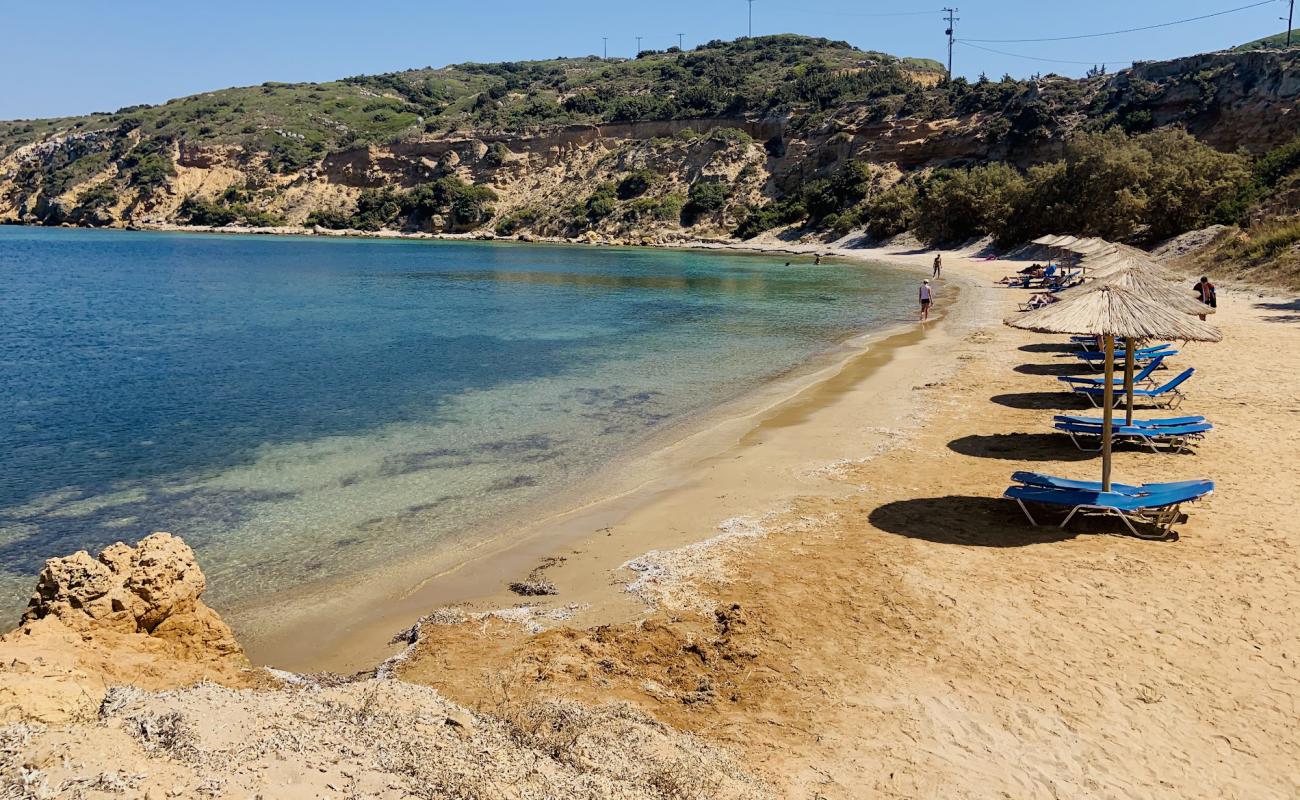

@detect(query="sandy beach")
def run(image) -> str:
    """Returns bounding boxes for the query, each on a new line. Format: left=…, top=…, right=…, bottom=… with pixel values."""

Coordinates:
left=372, top=243, right=1300, bottom=797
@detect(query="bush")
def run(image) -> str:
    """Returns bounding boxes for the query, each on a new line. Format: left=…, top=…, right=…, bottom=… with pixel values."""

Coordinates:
left=306, top=209, right=354, bottom=229
left=914, top=163, right=1025, bottom=247
left=682, top=178, right=731, bottom=225
left=122, top=148, right=175, bottom=188
left=178, top=197, right=238, bottom=226
left=75, top=183, right=118, bottom=210
left=495, top=206, right=543, bottom=235
left=862, top=181, right=918, bottom=240
left=616, top=170, right=657, bottom=200
left=484, top=141, right=511, bottom=167
left=626, top=194, right=684, bottom=222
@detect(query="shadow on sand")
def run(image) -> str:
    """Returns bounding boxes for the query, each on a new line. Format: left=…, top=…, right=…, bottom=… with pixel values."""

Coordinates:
left=868, top=496, right=1076, bottom=547
left=989, top=392, right=1092, bottom=411
left=1018, top=342, right=1078, bottom=354
left=948, top=433, right=1094, bottom=462
left=1013, top=362, right=1089, bottom=377
left=1255, top=299, right=1300, bottom=323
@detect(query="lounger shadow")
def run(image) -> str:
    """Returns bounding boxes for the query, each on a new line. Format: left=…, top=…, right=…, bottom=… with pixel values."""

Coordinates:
left=947, top=433, right=1095, bottom=462
left=868, top=496, right=1076, bottom=547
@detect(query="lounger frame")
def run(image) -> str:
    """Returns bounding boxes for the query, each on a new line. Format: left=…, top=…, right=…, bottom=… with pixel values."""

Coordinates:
left=1012, top=496, right=1201, bottom=540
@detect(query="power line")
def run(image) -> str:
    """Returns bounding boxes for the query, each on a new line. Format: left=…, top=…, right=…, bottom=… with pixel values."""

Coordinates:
left=801, top=8, right=946, bottom=17
left=957, top=40, right=1132, bottom=67
left=964, top=0, right=1276, bottom=43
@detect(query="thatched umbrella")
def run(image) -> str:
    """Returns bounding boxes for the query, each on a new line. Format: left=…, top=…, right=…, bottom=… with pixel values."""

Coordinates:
left=1006, top=285, right=1222, bottom=490
left=1031, top=234, right=1062, bottom=246
left=1059, top=266, right=1217, bottom=422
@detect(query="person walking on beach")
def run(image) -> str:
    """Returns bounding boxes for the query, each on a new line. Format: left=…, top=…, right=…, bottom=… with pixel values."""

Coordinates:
left=1194, top=276, right=1217, bottom=321
left=919, top=279, right=934, bottom=321
left=932, top=253, right=943, bottom=278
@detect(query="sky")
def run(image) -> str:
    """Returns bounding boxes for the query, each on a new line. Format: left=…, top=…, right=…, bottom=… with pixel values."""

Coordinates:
left=0, top=0, right=1291, bottom=119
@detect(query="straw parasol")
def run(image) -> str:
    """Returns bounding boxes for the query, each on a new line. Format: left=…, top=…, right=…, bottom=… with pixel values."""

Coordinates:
left=1006, top=285, right=1221, bottom=490
left=1031, top=234, right=1062, bottom=246
left=1062, top=263, right=1213, bottom=318
left=1060, top=258, right=1215, bottom=423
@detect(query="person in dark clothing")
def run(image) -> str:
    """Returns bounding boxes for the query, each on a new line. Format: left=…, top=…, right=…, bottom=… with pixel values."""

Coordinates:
left=1194, top=276, right=1217, bottom=321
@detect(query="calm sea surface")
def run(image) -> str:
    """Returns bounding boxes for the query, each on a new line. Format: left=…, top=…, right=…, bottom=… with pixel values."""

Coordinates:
left=0, top=226, right=913, bottom=620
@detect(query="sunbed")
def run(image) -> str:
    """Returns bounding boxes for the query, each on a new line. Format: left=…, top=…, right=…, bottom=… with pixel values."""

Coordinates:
left=1058, top=356, right=1165, bottom=388
left=1074, top=368, right=1195, bottom=409
left=1004, top=480, right=1214, bottom=539
left=1053, top=420, right=1213, bottom=453
left=1053, top=414, right=1206, bottom=428
left=1010, top=471, right=1210, bottom=497
left=1074, top=344, right=1173, bottom=362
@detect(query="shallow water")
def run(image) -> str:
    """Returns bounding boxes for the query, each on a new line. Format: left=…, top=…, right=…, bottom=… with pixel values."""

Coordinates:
left=0, top=226, right=914, bottom=620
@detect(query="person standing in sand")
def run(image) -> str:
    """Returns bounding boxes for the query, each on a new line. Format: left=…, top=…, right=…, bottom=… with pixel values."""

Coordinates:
left=932, top=253, right=942, bottom=278
left=1194, top=276, right=1217, bottom=321
left=919, top=279, right=934, bottom=321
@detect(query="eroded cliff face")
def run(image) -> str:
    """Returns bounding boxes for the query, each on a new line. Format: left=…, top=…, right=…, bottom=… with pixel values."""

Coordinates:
left=0, top=49, right=1296, bottom=240
left=0, top=533, right=257, bottom=724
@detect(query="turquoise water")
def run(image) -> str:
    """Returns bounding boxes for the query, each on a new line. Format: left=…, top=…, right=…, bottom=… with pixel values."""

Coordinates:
left=0, top=226, right=913, bottom=621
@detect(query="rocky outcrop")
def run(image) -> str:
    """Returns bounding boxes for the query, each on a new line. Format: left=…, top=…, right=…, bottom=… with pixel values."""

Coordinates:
left=0, top=534, right=257, bottom=723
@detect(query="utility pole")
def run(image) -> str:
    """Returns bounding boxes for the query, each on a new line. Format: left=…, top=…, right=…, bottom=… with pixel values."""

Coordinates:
left=677, top=33, right=685, bottom=50
left=602, top=37, right=608, bottom=59
left=1287, top=0, right=1296, bottom=48
left=636, top=36, right=643, bottom=56
left=746, top=0, right=756, bottom=38
left=943, top=7, right=959, bottom=81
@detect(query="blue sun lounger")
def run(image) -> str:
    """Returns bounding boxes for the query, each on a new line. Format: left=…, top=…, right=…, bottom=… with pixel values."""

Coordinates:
left=1010, top=471, right=1211, bottom=496
left=1054, top=415, right=1206, bottom=429
left=1059, top=356, right=1166, bottom=388
left=1004, top=479, right=1214, bottom=539
left=1053, top=420, right=1213, bottom=453
left=1075, top=344, right=1174, bottom=362
left=1075, top=368, right=1195, bottom=410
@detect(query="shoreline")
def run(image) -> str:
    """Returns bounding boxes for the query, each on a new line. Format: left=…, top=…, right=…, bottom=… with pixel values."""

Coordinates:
left=233, top=242, right=974, bottom=673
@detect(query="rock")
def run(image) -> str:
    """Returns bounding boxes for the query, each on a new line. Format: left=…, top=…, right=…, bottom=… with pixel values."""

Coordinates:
left=2, top=533, right=253, bottom=722
left=24, top=532, right=208, bottom=634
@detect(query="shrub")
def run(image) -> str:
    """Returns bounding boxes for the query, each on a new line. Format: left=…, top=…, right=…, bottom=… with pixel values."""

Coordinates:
left=862, top=181, right=918, bottom=240
left=913, top=163, right=1025, bottom=247
left=75, top=182, right=118, bottom=210
left=178, top=197, right=238, bottom=226
left=616, top=170, right=657, bottom=200
left=682, top=178, right=731, bottom=226
left=306, top=209, right=354, bottom=229
left=495, top=206, right=544, bottom=236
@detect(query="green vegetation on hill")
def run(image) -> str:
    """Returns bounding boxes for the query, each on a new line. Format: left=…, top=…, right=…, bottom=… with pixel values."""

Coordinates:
left=738, top=128, right=1256, bottom=247
left=1234, top=30, right=1299, bottom=51
left=0, top=35, right=943, bottom=170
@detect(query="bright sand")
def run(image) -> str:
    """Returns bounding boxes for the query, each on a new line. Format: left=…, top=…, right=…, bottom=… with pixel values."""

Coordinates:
left=379, top=243, right=1300, bottom=798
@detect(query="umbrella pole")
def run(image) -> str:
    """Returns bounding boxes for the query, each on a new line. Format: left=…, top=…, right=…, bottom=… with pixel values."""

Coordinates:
left=1123, top=338, right=1136, bottom=426
left=1102, top=334, right=1116, bottom=493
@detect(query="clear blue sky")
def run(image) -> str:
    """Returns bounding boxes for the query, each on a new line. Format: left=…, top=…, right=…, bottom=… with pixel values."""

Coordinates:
left=1, top=0, right=1290, bottom=119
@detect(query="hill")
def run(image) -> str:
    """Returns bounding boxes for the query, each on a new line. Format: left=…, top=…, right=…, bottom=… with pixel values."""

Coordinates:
left=1, top=35, right=1299, bottom=284
left=1234, top=29, right=1299, bottom=51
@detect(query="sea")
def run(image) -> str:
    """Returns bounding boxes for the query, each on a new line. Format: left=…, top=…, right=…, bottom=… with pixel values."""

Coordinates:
left=0, top=226, right=914, bottom=622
